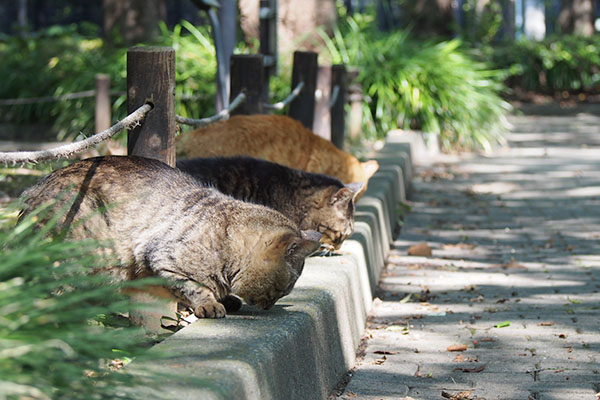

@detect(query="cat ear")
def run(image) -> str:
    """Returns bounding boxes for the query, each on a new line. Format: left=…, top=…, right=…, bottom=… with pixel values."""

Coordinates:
left=362, top=160, right=379, bottom=179
left=330, top=183, right=362, bottom=206
left=286, top=230, right=322, bottom=258
left=345, top=182, right=364, bottom=200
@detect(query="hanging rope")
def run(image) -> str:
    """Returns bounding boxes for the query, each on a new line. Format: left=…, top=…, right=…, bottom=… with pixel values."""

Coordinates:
left=174, top=92, right=246, bottom=127
left=0, top=104, right=152, bottom=165
left=263, top=81, right=304, bottom=111
left=0, top=90, right=97, bottom=106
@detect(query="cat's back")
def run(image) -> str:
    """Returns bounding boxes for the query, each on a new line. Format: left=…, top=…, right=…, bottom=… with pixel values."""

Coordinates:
left=22, top=156, right=196, bottom=209
left=176, top=114, right=379, bottom=191
left=177, top=115, right=317, bottom=169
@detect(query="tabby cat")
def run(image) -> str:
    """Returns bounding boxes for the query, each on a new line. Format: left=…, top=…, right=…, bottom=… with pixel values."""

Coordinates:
left=19, top=156, right=321, bottom=318
left=175, top=114, right=379, bottom=198
left=177, top=156, right=362, bottom=251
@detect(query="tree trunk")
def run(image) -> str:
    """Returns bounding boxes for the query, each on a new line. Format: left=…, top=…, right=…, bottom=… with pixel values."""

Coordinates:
left=102, top=0, right=167, bottom=46
left=399, top=0, right=456, bottom=38
left=239, top=0, right=337, bottom=55
left=558, top=0, right=595, bottom=36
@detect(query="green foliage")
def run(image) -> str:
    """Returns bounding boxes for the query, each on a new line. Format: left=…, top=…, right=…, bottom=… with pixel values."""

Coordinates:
left=0, top=22, right=217, bottom=141
left=0, top=24, right=126, bottom=141
left=483, top=35, right=600, bottom=94
left=0, top=203, right=160, bottom=400
left=458, top=0, right=504, bottom=45
left=154, top=21, right=217, bottom=129
left=318, top=13, right=511, bottom=151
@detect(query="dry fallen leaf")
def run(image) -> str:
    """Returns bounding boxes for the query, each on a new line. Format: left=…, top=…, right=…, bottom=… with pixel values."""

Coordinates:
left=441, top=390, right=473, bottom=399
left=407, top=242, right=432, bottom=257
left=374, top=350, right=397, bottom=355
left=373, top=355, right=387, bottom=365
left=447, top=344, right=468, bottom=352
left=538, top=321, right=555, bottom=326
left=480, top=337, right=495, bottom=342
left=453, top=354, right=465, bottom=362
left=454, top=363, right=487, bottom=373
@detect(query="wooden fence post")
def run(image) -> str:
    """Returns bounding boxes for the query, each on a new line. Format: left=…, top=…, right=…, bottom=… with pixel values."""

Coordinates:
left=259, top=0, right=277, bottom=102
left=288, top=51, right=318, bottom=129
left=127, top=46, right=176, bottom=167
left=95, top=74, right=111, bottom=134
left=126, top=46, right=177, bottom=333
left=230, top=54, right=264, bottom=115
left=330, top=64, right=347, bottom=149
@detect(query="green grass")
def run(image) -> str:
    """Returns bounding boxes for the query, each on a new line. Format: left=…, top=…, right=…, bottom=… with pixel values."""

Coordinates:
left=0, top=202, right=163, bottom=399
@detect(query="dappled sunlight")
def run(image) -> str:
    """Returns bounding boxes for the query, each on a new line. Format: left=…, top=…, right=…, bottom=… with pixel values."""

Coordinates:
left=347, top=113, right=600, bottom=398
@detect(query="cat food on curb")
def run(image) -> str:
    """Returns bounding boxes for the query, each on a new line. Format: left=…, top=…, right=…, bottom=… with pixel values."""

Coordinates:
left=175, top=114, right=379, bottom=198
left=177, top=156, right=362, bottom=251
left=19, top=156, right=321, bottom=318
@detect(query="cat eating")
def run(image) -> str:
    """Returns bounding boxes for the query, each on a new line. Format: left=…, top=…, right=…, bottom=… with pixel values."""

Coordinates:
left=19, top=156, right=321, bottom=318
left=175, top=114, right=379, bottom=198
left=177, top=156, right=361, bottom=251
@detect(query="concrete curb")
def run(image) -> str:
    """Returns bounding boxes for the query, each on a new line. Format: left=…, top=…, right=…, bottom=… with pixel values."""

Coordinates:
left=132, top=138, right=414, bottom=400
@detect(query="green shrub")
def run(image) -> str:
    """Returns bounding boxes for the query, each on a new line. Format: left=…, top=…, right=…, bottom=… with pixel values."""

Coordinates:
left=0, top=22, right=217, bottom=141
left=0, top=203, right=160, bottom=399
left=483, top=35, right=600, bottom=94
left=318, top=12, right=511, bottom=151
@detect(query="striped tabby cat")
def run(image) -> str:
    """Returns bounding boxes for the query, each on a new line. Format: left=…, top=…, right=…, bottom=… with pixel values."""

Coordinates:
left=19, top=156, right=321, bottom=318
left=177, top=156, right=361, bottom=251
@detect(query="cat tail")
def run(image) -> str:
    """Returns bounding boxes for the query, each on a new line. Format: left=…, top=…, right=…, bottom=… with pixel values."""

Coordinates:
left=362, top=160, right=379, bottom=179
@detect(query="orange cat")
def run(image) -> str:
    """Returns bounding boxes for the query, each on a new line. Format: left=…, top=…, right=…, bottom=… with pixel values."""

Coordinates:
left=176, top=114, right=379, bottom=197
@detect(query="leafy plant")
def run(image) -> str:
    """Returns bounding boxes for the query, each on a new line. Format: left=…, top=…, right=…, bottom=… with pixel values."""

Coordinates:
left=0, top=21, right=218, bottom=142
left=0, top=202, right=161, bottom=399
left=483, top=35, right=600, bottom=95
left=317, top=12, right=511, bottom=151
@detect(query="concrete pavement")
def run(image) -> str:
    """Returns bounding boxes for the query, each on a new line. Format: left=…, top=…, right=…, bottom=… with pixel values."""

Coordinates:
left=338, top=112, right=600, bottom=400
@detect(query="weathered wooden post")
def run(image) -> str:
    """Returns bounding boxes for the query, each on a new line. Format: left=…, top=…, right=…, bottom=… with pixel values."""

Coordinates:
left=127, top=46, right=176, bottom=167
left=330, top=64, right=347, bottom=149
left=288, top=51, right=318, bottom=129
left=259, top=0, right=277, bottom=102
left=94, top=74, right=111, bottom=134
left=126, top=46, right=177, bottom=332
left=230, top=54, right=264, bottom=115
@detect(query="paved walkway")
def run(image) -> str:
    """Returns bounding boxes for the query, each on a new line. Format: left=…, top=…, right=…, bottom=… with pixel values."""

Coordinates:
left=338, top=113, right=600, bottom=400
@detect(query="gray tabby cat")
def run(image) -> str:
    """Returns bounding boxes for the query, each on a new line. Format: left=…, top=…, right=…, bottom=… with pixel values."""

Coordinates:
left=19, top=156, right=321, bottom=318
left=177, top=156, right=363, bottom=251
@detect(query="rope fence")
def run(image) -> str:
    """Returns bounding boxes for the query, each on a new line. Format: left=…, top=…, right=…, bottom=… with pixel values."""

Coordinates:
left=0, top=48, right=348, bottom=164
left=0, top=103, right=152, bottom=165
left=0, top=91, right=210, bottom=106
left=0, top=90, right=98, bottom=106
left=263, top=81, right=304, bottom=111
left=174, top=92, right=246, bottom=127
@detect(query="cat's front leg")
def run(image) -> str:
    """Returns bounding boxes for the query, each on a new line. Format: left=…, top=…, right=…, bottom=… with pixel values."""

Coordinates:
left=147, top=267, right=226, bottom=318
left=173, top=280, right=226, bottom=318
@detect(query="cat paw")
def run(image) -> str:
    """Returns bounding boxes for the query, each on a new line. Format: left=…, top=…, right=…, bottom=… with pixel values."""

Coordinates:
left=194, top=302, right=226, bottom=318
left=220, top=295, right=243, bottom=312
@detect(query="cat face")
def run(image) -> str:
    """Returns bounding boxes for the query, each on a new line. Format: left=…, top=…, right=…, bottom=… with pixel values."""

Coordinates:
left=231, top=229, right=321, bottom=309
left=303, top=182, right=363, bottom=251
